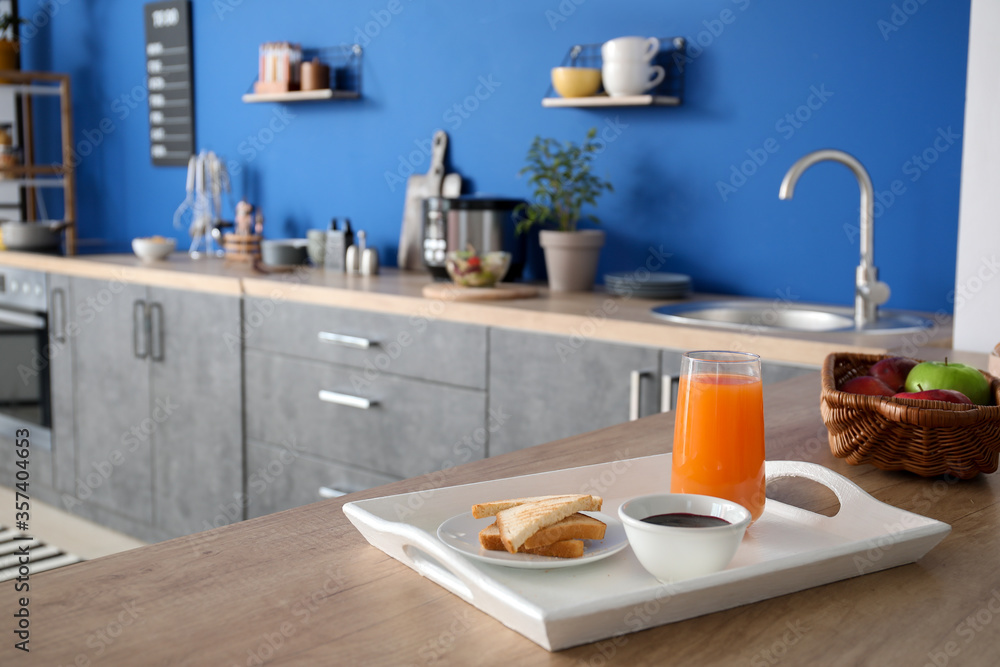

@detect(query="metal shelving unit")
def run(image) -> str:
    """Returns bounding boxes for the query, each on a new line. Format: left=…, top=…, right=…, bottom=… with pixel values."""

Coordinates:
left=0, top=70, right=76, bottom=255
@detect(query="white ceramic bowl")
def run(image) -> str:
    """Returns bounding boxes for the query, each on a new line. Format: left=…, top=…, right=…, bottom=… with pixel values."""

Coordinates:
left=618, top=493, right=751, bottom=583
left=132, top=236, right=176, bottom=261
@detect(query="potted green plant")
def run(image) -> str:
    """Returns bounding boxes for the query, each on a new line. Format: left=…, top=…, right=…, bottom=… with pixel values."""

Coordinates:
left=0, top=13, right=27, bottom=75
left=516, top=127, right=614, bottom=292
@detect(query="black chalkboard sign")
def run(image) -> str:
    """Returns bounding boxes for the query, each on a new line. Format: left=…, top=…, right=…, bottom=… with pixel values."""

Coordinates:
left=144, top=1, right=195, bottom=166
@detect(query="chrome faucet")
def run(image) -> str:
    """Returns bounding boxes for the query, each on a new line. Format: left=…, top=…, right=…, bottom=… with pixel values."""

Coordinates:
left=779, top=149, right=890, bottom=329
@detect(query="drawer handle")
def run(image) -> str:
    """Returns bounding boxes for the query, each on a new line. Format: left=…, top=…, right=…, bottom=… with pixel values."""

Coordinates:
left=661, top=374, right=679, bottom=413
left=317, top=331, right=378, bottom=349
left=629, top=368, right=656, bottom=421
left=318, top=389, right=377, bottom=410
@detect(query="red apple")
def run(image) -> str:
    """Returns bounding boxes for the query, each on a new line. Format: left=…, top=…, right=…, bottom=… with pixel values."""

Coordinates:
left=893, top=388, right=973, bottom=405
left=841, top=375, right=896, bottom=397
left=869, top=356, right=920, bottom=392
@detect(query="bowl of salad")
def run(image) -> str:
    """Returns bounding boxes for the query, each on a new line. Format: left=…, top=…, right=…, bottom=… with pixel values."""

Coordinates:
left=445, top=249, right=511, bottom=288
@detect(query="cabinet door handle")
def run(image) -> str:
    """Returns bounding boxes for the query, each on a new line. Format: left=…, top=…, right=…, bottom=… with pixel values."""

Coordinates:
left=629, top=368, right=656, bottom=421
left=318, top=389, right=377, bottom=410
left=149, top=303, right=164, bottom=362
left=317, top=331, right=378, bottom=349
left=319, top=486, right=348, bottom=499
left=661, top=374, right=680, bottom=413
left=133, top=300, right=148, bottom=359
left=51, top=287, right=67, bottom=343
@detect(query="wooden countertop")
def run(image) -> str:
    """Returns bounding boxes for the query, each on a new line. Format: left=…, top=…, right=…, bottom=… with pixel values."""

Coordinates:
left=6, top=374, right=998, bottom=666
left=0, top=251, right=952, bottom=366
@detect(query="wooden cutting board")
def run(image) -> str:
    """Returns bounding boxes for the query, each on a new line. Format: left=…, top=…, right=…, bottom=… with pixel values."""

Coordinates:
left=421, top=282, right=539, bottom=301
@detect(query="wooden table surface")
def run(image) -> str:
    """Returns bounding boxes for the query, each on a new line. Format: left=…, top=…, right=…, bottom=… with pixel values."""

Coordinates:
left=4, top=374, right=999, bottom=666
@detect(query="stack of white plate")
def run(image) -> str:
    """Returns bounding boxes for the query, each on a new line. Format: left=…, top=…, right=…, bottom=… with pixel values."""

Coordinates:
left=604, top=272, right=692, bottom=299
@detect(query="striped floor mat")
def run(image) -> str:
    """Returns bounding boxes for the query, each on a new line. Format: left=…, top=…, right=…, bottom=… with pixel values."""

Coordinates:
left=0, top=526, right=83, bottom=581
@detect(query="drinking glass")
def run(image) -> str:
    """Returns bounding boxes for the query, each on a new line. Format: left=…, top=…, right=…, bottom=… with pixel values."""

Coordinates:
left=670, top=351, right=766, bottom=522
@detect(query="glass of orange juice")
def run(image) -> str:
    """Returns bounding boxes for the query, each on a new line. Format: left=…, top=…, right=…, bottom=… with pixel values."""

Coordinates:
left=670, top=351, right=766, bottom=523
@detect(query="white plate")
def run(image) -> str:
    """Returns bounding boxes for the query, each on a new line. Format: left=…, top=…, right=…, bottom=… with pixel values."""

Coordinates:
left=437, top=510, right=628, bottom=569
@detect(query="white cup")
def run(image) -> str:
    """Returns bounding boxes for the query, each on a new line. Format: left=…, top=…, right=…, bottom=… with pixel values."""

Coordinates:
left=601, top=36, right=660, bottom=63
left=602, top=61, right=665, bottom=96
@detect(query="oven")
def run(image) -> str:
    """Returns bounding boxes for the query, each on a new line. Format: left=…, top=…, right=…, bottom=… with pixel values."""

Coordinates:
left=0, top=267, right=51, bottom=450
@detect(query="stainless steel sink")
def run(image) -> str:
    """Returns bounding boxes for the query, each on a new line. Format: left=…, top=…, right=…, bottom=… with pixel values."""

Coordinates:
left=651, top=300, right=935, bottom=334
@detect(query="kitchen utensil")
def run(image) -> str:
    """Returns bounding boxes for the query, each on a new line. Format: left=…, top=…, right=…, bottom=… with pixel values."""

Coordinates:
left=550, top=67, right=602, bottom=98
left=672, top=351, right=766, bottom=522
left=437, top=510, right=627, bottom=569
left=618, top=493, right=751, bottom=583
left=132, top=237, right=177, bottom=262
left=420, top=282, right=538, bottom=301
left=1, top=221, right=68, bottom=250
left=260, top=239, right=308, bottom=267
left=601, top=36, right=660, bottom=62
left=345, top=244, right=360, bottom=273
left=422, top=195, right=527, bottom=280
left=174, top=151, right=231, bottom=258
left=399, top=130, right=448, bottom=270
left=307, top=229, right=327, bottom=266
left=343, top=457, right=950, bottom=652
left=360, top=247, right=379, bottom=275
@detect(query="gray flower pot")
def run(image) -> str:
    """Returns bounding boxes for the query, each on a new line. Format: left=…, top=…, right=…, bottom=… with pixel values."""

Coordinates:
left=539, top=229, right=605, bottom=292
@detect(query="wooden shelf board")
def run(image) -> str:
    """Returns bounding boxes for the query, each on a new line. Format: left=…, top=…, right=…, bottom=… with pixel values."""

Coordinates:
left=541, top=94, right=681, bottom=108
left=241, top=89, right=360, bottom=103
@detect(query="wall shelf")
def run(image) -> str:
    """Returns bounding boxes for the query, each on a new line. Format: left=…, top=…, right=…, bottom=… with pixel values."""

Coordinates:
left=542, top=94, right=680, bottom=108
left=542, top=37, right=687, bottom=109
left=242, top=89, right=360, bottom=104
left=242, top=44, right=363, bottom=104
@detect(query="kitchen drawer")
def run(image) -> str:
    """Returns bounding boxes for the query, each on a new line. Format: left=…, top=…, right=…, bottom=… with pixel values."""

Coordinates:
left=243, top=297, right=487, bottom=389
left=245, top=349, right=487, bottom=479
left=489, top=328, right=662, bottom=456
left=246, top=440, right=398, bottom=518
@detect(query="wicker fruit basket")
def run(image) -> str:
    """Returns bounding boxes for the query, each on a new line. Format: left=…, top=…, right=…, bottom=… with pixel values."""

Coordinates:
left=820, top=352, right=1000, bottom=479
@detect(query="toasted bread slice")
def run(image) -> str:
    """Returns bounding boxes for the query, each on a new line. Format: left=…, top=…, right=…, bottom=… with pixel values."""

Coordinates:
left=522, top=513, right=606, bottom=549
left=471, top=495, right=579, bottom=519
left=478, top=523, right=585, bottom=558
left=528, top=540, right=585, bottom=558
left=496, top=495, right=603, bottom=553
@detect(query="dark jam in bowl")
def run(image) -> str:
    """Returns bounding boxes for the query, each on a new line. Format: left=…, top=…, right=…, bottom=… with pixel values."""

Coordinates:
left=641, top=512, right=731, bottom=528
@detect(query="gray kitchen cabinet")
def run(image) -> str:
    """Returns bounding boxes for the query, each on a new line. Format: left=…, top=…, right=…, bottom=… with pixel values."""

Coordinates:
left=245, top=439, right=398, bottom=518
left=245, top=349, right=487, bottom=480
left=49, top=273, right=76, bottom=497
left=488, top=328, right=662, bottom=456
left=147, top=286, right=243, bottom=538
left=244, top=296, right=487, bottom=389
left=71, top=278, right=154, bottom=525
left=66, top=277, right=242, bottom=540
left=761, top=359, right=817, bottom=385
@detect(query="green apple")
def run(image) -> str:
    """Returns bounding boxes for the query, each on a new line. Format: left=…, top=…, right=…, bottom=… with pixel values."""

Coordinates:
left=904, top=360, right=992, bottom=406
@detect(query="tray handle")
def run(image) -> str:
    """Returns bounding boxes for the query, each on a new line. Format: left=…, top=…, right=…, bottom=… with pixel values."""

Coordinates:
left=344, top=504, right=488, bottom=605
left=402, top=544, right=474, bottom=603
left=765, top=460, right=871, bottom=517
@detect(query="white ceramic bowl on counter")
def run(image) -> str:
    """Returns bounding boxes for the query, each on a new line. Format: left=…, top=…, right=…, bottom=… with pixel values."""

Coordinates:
left=132, top=236, right=176, bottom=261
left=618, top=493, right=752, bottom=583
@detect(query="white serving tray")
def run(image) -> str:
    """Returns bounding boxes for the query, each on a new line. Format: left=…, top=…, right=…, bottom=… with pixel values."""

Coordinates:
left=343, top=456, right=950, bottom=651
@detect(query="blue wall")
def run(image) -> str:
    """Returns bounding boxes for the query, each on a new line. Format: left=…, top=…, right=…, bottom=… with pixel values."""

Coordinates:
left=21, top=0, right=969, bottom=312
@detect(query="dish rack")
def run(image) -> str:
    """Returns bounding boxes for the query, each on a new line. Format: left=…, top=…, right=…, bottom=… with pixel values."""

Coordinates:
left=542, top=36, right=687, bottom=107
